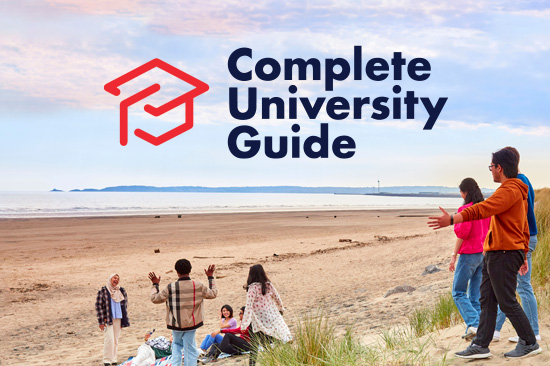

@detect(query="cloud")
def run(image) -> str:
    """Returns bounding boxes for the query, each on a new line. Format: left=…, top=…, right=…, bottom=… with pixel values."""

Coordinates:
left=45, top=0, right=141, bottom=15
left=0, top=38, right=209, bottom=110
left=37, top=1, right=549, bottom=36
left=0, top=38, right=132, bottom=109
left=3, top=0, right=549, bottom=134
left=498, top=124, right=550, bottom=136
left=437, top=120, right=492, bottom=130
left=506, top=9, right=550, bottom=18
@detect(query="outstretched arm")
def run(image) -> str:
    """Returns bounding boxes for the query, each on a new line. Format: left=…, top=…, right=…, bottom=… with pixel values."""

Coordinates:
left=427, top=207, right=463, bottom=230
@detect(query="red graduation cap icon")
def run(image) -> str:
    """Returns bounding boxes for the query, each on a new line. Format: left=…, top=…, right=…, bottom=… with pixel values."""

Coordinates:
left=104, top=59, right=209, bottom=146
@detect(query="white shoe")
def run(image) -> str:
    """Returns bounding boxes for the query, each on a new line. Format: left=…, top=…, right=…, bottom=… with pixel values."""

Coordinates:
left=493, top=331, right=500, bottom=342
left=508, top=335, right=541, bottom=343
left=462, top=327, right=477, bottom=340
left=198, top=349, right=206, bottom=356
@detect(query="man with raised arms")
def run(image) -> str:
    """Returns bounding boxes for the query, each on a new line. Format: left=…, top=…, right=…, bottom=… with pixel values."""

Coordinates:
left=428, top=147, right=541, bottom=359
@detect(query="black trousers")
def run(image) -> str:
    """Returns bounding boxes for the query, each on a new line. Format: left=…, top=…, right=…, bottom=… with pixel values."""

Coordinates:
left=474, top=250, right=536, bottom=347
left=248, top=331, right=274, bottom=366
left=208, top=333, right=251, bottom=358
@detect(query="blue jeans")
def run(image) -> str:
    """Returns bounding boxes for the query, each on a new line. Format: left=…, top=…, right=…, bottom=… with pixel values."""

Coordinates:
left=200, top=334, right=224, bottom=350
left=452, top=252, right=484, bottom=328
left=172, top=329, right=198, bottom=366
left=496, top=235, right=539, bottom=335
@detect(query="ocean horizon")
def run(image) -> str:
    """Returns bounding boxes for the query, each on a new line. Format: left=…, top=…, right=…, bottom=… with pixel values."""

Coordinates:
left=0, top=191, right=464, bottom=219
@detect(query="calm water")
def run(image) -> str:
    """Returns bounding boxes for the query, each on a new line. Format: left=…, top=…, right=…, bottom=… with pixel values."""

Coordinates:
left=0, top=192, right=463, bottom=218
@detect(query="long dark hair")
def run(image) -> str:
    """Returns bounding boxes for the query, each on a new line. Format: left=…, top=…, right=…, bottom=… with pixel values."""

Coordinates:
left=221, top=304, right=233, bottom=319
left=245, top=264, right=270, bottom=295
left=459, top=177, right=484, bottom=205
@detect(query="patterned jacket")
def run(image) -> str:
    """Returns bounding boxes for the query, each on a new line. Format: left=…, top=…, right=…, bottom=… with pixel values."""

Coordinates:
left=151, top=276, right=217, bottom=331
left=95, top=286, right=130, bottom=327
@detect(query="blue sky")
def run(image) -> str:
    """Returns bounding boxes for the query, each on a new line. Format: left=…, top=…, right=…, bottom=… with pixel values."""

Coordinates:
left=1, top=0, right=549, bottom=191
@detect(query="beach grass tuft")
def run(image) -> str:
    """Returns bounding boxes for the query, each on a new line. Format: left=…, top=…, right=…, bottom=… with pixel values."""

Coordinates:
left=408, top=292, right=462, bottom=338
left=257, top=313, right=364, bottom=366
left=256, top=313, right=447, bottom=366
left=533, top=188, right=550, bottom=311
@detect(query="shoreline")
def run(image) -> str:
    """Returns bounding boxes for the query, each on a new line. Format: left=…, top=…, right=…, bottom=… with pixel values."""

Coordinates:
left=0, top=206, right=455, bottom=221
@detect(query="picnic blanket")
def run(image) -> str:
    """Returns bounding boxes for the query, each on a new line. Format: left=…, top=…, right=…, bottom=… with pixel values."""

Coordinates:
left=120, top=351, right=244, bottom=366
left=119, top=355, right=175, bottom=366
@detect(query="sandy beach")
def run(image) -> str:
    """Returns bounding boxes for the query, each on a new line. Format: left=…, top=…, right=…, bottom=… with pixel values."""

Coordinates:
left=1, top=209, right=548, bottom=365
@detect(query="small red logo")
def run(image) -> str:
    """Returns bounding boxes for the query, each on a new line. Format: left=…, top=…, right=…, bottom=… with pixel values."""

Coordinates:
left=104, top=59, right=209, bottom=146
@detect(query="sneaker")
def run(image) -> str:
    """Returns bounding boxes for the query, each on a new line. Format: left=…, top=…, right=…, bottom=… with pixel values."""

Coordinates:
left=455, top=343, right=492, bottom=359
left=493, top=330, right=500, bottom=342
left=462, top=327, right=477, bottom=340
left=198, top=349, right=207, bottom=356
left=504, top=338, right=542, bottom=358
left=509, top=334, right=541, bottom=343
left=200, top=356, right=215, bottom=364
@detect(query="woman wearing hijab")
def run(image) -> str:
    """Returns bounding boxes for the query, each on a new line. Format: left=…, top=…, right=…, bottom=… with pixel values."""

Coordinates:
left=95, top=274, right=130, bottom=366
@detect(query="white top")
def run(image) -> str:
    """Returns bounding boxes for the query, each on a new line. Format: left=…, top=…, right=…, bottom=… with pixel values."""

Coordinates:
left=241, top=282, right=292, bottom=342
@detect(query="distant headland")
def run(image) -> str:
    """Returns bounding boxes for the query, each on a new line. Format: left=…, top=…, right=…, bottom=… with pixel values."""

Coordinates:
left=63, top=185, right=494, bottom=197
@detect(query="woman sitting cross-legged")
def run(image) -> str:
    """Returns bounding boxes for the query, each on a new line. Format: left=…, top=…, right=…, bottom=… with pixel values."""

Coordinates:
left=198, top=304, right=238, bottom=355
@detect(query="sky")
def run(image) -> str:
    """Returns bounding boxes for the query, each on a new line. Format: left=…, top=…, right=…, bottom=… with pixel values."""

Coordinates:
left=1, top=0, right=549, bottom=191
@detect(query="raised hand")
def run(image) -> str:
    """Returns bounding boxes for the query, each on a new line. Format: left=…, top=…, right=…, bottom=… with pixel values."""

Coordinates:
left=148, top=272, right=161, bottom=284
left=204, top=264, right=216, bottom=277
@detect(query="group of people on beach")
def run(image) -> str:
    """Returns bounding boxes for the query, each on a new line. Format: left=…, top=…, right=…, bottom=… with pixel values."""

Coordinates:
left=429, top=146, right=542, bottom=359
left=95, top=263, right=291, bottom=366
left=94, top=145, right=541, bottom=364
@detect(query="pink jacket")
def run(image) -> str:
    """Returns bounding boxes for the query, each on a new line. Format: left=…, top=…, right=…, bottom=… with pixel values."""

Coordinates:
left=454, top=203, right=490, bottom=254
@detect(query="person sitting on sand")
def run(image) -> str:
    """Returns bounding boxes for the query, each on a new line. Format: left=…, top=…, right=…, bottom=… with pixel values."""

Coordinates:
left=201, top=307, right=251, bottom=363
left=241, top=264, right=292, bottom=366
left=449, top=178, right=490, bottom=340
left=198, top=304, right=238, bottom=355
left=129, top=332, right=172, bottom=366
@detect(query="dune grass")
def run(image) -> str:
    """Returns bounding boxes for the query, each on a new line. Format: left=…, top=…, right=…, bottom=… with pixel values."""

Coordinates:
left=408, top=292, right=462, bottom=338
left=257, top=314, right=364, bottom=366
left=256, top=313, right=447, bottom=366
left=532, top=188, right=550, bottom=311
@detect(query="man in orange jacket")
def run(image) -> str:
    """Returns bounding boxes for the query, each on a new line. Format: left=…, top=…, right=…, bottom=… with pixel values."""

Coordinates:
left=428, top=147, right=541, bottom=359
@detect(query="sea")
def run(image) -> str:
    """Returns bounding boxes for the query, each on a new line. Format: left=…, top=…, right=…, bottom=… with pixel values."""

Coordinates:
left=0, top=192, right=464, bottom=219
